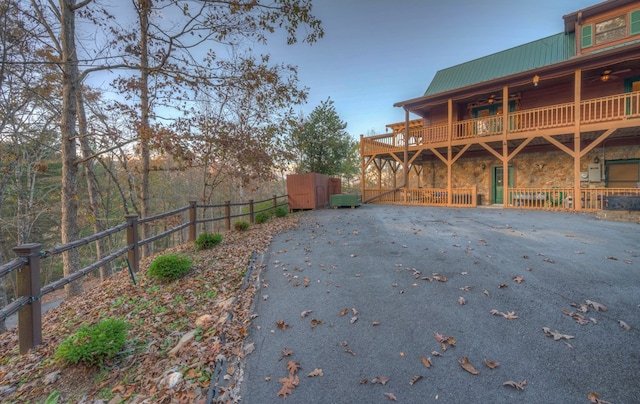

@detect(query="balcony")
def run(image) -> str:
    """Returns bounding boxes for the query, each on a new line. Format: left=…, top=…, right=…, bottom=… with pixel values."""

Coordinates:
left=362, top=91, right=640, bottom=155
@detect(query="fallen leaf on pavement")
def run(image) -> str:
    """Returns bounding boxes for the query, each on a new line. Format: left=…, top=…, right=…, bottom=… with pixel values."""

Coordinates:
left=503, top=380, right=527, bottom=390
left=307, top=368, right=323, bottom=377
left=542, top=327, right=574, bottom=341
left=513, top=276, right=524, bottom=284
left=340, top=308, right=349, bottom=316
left=310, top=318, right=324, bottom=328
left=588, top=392, right=612, bottom=404
left=371, top=376, right=390, bottom=385
left=286, top=361, right=300, bottom=374
left=350, top=316, right=358, bottom=324
left=483, top=358, right=499, bottom=369
left=276, top=320, right=289, bottom=331
left=278, top=348, right=293, bottom=361
left=585, top=300, right=608, bottom=312
left=619, top=320, right=631, bottom=330
left=420, top=356, right=432, bottom=368
left=300, top=310, right=313, bottom=318
left=243, top=342, right=255, bottom=355
left=457, top=357, right=479, bottom=375
left=458, top=296, right=466, bottom=305
left=409, top=375, right=423, bottom=385
left=503, top=311, right=518, bottom=319
left=383, top=392, right=397, bottom=401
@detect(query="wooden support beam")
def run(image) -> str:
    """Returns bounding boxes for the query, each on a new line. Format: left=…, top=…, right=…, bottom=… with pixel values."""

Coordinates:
left=507, top=138, right=534, bottom=162
left=579, top=128, right=615, bottom=157
left=451, top=144, right=471, bottom=165
left=428, top=147, right=448, bottom=164
left=542, top=134, right=575, bottom=157
left=574, top=69, right=582, bottom=211
left=478, top=142, right=504, bottom=161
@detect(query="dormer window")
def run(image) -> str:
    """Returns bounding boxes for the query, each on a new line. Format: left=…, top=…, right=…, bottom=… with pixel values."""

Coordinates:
left=595, top=15, right=626, bottom=44
left=581, top=9, right=640, bottom=50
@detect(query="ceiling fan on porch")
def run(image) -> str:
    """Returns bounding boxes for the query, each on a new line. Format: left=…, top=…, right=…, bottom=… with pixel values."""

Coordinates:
left=590, top=68, right=631, bottom=82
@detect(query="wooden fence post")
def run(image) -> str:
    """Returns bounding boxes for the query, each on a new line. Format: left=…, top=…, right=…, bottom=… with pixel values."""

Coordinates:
left=13, top=243, right=42, bottom=354
left=272, top=194, right=277, bottom=210
left=225, top=201, right=231, bottom=231
left=188, top=200, right=197, bottom=242
left=249, top=199, right=255, bottom=224
left=125, top=215, right=139, bottom=273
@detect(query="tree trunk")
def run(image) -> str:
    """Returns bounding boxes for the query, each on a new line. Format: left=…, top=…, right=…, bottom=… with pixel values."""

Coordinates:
left=77, top=89, right=108, bottom=281
left=60, top=0, right=82, bottom=297
left=138, top=0, right=151, bottom=258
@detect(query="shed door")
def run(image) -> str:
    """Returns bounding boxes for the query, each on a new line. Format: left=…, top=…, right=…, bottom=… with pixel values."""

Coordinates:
left=607, top=161, right=639, bottom=188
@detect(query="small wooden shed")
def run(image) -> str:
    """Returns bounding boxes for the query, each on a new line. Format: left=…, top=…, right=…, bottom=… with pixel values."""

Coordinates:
left=287, top=173, right=334, bottom=210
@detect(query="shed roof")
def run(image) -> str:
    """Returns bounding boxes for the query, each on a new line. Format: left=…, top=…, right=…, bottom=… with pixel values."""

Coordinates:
left=423, top=32, right=576, bottom=96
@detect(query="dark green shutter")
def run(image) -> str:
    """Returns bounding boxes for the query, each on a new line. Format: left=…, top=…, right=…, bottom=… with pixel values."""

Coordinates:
left=581, top=25, right=592, bottom=48
left=631, top=10, right=640, bottom=35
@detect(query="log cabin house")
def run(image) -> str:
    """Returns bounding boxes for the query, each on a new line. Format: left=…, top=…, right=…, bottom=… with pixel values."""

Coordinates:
left=360, top=0, right=640, bottom=212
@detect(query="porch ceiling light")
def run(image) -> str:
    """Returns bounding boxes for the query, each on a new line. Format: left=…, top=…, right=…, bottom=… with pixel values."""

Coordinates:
left=532, top=74, right=539, bottom=86
left=488, top=95, right=495, bottom=104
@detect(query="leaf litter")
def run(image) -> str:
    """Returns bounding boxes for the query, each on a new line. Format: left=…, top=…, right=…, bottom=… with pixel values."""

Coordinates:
left=0, top=215, right=301, bottom=403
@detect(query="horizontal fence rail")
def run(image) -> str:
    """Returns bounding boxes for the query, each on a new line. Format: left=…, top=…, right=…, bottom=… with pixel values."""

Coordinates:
left=1, top=194, right=288, bottom=353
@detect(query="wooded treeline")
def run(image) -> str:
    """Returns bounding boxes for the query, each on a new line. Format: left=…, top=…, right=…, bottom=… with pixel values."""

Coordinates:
left=0, top=0, right=364, bottom=331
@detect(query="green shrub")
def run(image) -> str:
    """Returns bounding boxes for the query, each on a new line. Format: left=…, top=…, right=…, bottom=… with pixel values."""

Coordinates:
left=147, top=253, right=192, bottom=281
left=195, top=232, right=223, bottom=250
left=233, top=221, right=250, bottom=231
left=255, top=212, right=270, bottom=224
left=55, top=318, right=128, bottom=367
left=274, top=206, right=288, bottom=218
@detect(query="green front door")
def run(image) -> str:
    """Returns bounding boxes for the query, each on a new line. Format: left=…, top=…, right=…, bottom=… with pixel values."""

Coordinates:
left=492, top=165, right=514, bottom=204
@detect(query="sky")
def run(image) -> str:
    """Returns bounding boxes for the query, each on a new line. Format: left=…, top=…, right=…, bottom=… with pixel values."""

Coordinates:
left=261, top=0, right=599, bottom=139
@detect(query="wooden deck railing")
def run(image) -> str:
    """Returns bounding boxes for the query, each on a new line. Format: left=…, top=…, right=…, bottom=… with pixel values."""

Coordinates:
left=362, top=91, right=640, bottom=155
left=508, top=187, right=640, bottom=211
left=365, top=187, right=639, bottom=212
left=365, top=187, right=477, bottom=207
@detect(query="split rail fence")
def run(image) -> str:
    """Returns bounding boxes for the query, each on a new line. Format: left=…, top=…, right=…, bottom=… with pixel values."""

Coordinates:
left=0, top=195, right=288, bottom=353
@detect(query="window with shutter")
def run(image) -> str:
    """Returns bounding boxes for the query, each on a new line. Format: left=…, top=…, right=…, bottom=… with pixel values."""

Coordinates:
left=631, top=9, right=640, bottom=35
left=581, top=25, right=592, bottom=48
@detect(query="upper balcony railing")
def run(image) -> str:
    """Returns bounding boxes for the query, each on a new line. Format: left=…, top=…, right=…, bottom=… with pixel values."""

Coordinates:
left=362, top=91, right=640, bottom=155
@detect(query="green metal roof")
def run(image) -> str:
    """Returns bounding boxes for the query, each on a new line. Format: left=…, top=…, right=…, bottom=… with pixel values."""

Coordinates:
left=423, top=32, right=576, bottom=96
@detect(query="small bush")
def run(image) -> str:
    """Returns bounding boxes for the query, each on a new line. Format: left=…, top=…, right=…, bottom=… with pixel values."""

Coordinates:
left=195, top=232, right=223, bottom=250
left=55, top=318, right=128, bottom=367
left=255, top=212, right=270, bottom=224
left=234, top=221, right=250, bottom=231
left=274, top=206, right=288, bottom=218
left=147, top=253, right=192, bottom=281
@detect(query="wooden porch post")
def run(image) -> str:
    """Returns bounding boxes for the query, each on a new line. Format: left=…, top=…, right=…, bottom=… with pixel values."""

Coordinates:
left=403, top=109, right=410, bottom=203
left=360, top=134, right=365, bottom=201
left=574, top=69, right=582, bottom=211
left=502, top=85, right=509, bottom=207
left=377, top=158, right=382, bottom=192
left=447, top=98, right=453, bottom=205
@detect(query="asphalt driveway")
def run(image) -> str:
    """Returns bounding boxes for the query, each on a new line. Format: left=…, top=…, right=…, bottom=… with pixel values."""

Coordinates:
left=239, top=205, right=639, bottom=403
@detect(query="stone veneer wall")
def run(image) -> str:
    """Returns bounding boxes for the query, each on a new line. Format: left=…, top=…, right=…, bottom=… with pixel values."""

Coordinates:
left=418, top=144, right=640, bottom=205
